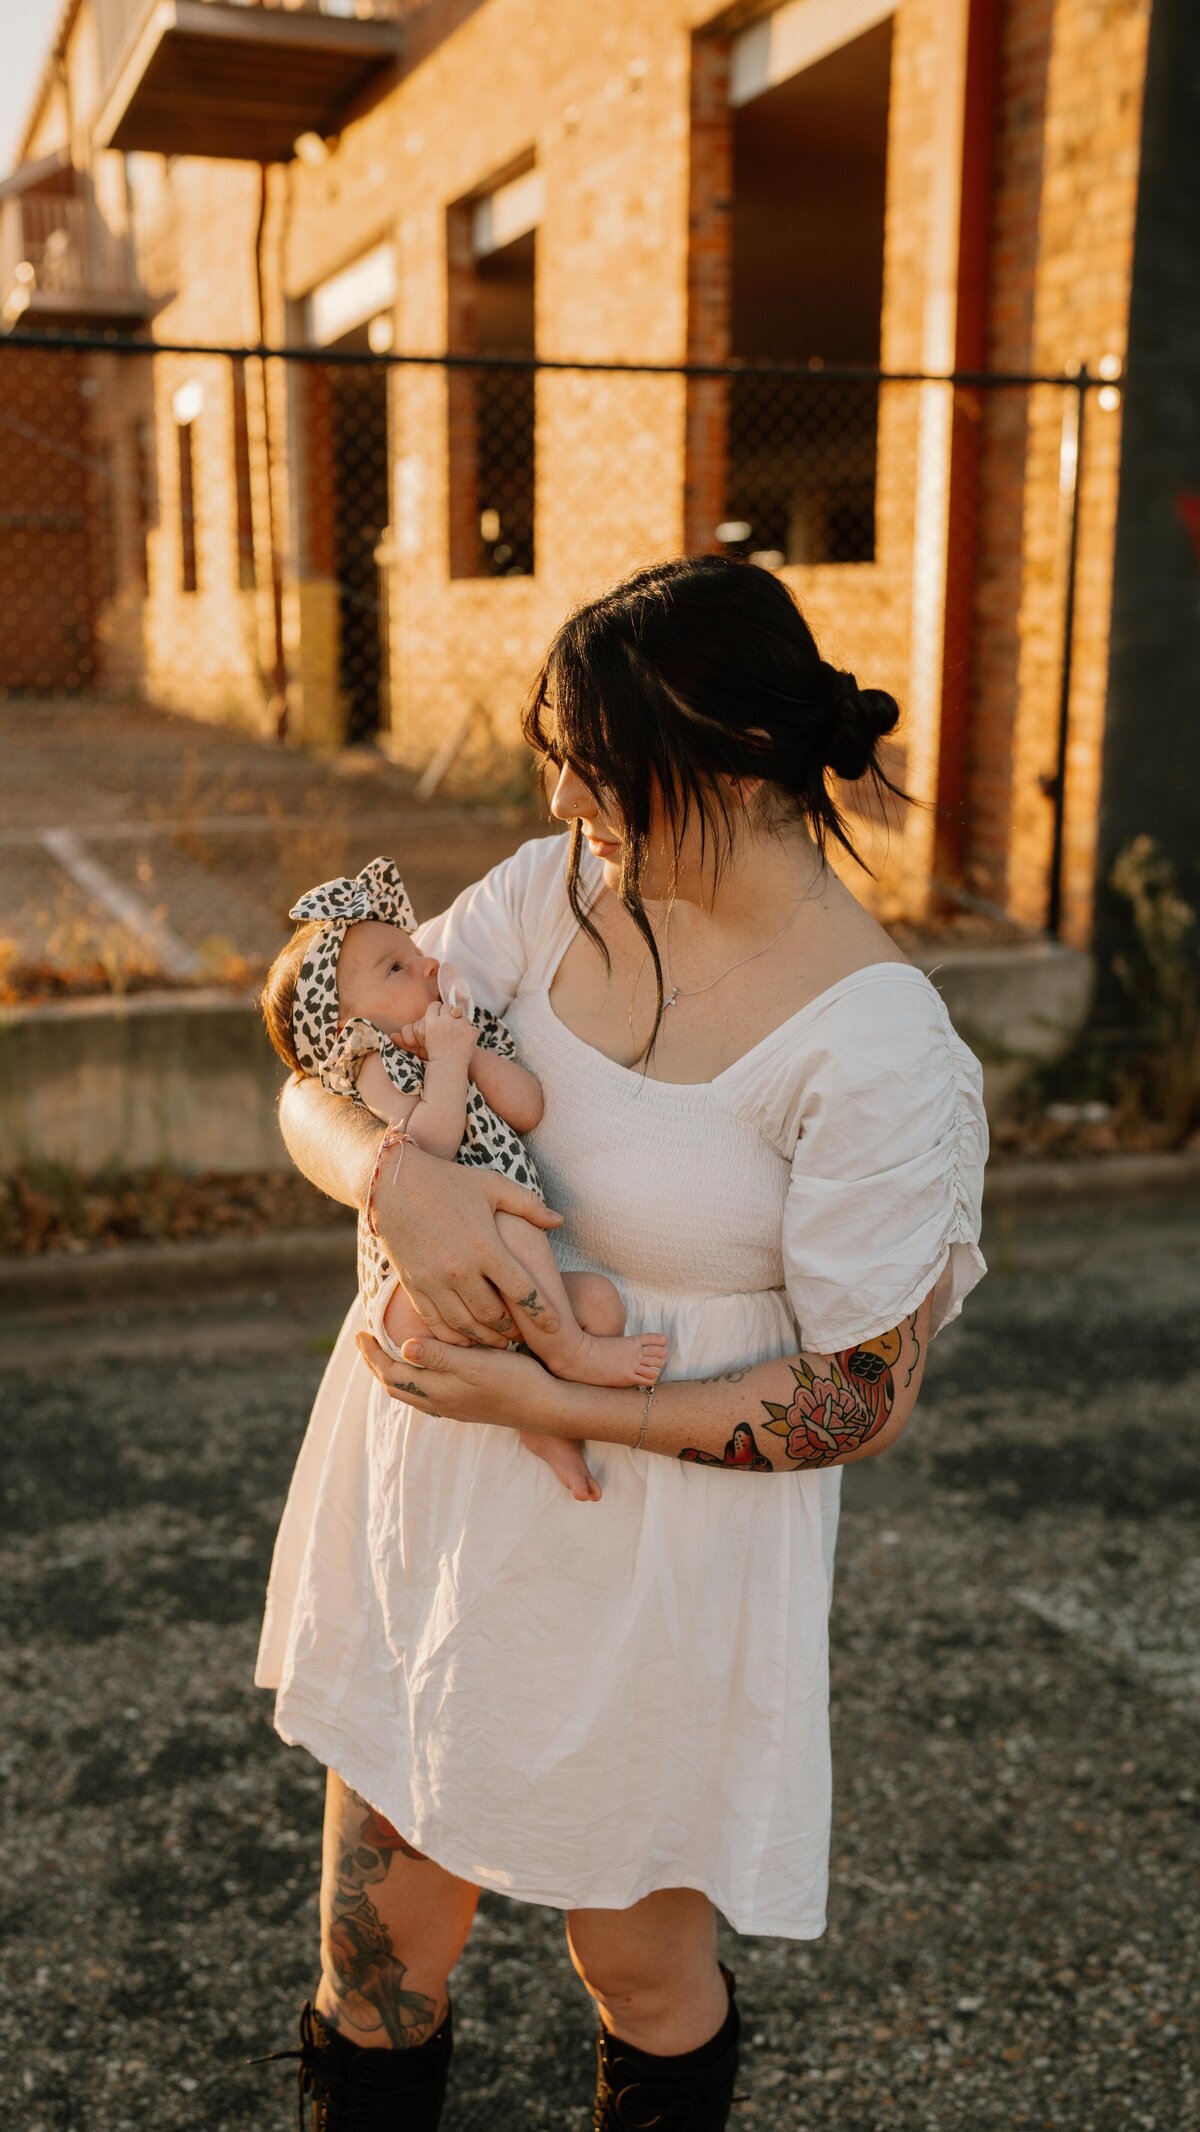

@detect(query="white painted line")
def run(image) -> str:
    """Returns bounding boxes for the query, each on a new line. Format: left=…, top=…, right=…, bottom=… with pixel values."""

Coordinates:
left=1015, top=1582, right=1200, bottom=1714
left=39, top=827, right=203, bottom=981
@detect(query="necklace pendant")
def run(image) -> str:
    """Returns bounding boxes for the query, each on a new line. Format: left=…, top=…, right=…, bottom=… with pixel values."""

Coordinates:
left=663, top=988, right=678, bottom=1009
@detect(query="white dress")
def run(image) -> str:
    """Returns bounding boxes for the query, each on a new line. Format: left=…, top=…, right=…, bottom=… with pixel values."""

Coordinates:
left=256, top=834, right=988, bottom=1938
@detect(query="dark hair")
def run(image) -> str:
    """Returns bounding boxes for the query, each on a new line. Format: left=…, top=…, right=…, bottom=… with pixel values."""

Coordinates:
left=261, top=920, right=326, bottom=1076
left=521, top=553, right=903, bottom=1041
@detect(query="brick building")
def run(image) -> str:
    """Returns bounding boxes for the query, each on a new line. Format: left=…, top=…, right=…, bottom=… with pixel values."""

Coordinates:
left=3, top=0, right=1196, bottom=947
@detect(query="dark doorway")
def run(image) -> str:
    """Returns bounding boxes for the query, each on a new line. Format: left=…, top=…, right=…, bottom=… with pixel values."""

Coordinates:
left=727, top=16, right=893, bottom=565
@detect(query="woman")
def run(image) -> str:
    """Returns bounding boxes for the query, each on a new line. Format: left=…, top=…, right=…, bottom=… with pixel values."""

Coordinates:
left=256, top=555, right=988, bottom=2130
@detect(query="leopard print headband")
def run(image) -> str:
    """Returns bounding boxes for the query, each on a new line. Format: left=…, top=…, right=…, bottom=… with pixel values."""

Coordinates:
left=287, top=856, right=417, bottom=1074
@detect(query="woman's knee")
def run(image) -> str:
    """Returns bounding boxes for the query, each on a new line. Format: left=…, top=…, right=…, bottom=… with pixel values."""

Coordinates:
left=319, top=1779, right=478, bottom=2043
left=565, top=1888, right=718, bottom=2007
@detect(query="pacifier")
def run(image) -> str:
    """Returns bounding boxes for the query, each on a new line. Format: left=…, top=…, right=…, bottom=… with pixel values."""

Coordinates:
left=437, top=961, right=476, bottom=1020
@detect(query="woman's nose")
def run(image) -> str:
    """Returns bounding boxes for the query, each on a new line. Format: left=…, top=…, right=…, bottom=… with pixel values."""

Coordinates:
left=550, top=763, right=595, bottom=822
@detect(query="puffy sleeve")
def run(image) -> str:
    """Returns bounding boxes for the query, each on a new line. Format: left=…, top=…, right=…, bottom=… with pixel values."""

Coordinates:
left=319, top=1017, right=423, bottom=1101
left=411, top=832, right=569, bottom=1015
left=781, top=974, right=988, bottom=1354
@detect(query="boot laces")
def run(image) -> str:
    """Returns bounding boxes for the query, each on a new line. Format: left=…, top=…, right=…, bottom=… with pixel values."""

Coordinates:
left=247, top=2001, right=385, bottom=2132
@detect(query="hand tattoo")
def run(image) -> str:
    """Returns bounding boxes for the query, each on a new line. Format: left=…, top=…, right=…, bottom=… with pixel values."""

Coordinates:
left=514, top=1287, right=544, bottom=1319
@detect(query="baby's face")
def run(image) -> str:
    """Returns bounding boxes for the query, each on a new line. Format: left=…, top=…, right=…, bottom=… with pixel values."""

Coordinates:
left=336, top=919, right=441, bottom=1033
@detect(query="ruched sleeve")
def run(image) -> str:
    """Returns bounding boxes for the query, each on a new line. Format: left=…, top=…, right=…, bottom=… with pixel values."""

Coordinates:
left=411, top=832, right=568, bottom=1015
left=319, top=1018, right=424, bottom=1102
left=780, top=970, right=988, bottom=1354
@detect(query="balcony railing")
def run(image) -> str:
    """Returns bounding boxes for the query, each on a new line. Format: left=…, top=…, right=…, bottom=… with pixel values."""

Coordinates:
left=94, top=0, right=403, bottom=161
left=0, top=193, right=151, bottom=326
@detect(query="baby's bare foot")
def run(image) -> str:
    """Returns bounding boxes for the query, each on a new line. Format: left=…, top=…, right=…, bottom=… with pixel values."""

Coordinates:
left=519, top=1429, right=602, bottom=1502
left=547, top=1329, right=668, bottom=1389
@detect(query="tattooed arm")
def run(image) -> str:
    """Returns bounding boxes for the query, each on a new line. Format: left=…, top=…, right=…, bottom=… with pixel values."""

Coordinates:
left=356, top=1291, right=932, bottom=1472
left=670, top=1307, right=926, bottom=1469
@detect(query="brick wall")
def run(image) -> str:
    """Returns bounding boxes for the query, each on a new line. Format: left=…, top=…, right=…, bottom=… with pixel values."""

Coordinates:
left=14, top=0, right=1156, bottom=940
left=0, top=348, right=95, bottom=691
left=966, top=0, right=1151, bottom=943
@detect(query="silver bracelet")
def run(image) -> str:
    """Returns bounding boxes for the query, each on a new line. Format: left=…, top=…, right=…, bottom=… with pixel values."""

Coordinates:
left=633, top=1381, right=656, bottom=1451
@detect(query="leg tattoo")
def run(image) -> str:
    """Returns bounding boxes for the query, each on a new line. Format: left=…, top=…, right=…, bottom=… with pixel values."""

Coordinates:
left=323, top=1793, right=440, bottom=2048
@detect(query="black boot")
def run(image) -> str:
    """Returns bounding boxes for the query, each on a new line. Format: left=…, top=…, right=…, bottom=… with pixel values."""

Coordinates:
left=251, top=1997, right=453, bottom=2130
left=592, top=1964, right=741, bottom=2130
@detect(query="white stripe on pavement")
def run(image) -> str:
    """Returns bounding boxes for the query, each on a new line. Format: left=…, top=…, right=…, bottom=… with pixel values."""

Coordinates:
left=1015, top=1580, right=1200, bottom=1714
left=39, top=827, right=203, bottom=981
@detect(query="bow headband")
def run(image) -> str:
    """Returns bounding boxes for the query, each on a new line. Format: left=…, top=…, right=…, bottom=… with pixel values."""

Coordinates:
left=287, top=856, right=417, bottom=1073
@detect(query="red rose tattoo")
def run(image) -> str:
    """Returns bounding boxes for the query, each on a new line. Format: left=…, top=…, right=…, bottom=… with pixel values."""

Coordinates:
left=761, top=1337, right=901, bottom=1467
left=777, top=1374, right=863, bottom=1462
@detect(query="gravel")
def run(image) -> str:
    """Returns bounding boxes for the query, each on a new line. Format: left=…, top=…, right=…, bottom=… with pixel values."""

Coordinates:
left=1, top=1197, right=1197, bottom=2130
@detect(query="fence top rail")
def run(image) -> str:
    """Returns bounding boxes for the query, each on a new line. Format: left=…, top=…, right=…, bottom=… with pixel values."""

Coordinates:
left=0, top=327, right=1113, bottom=390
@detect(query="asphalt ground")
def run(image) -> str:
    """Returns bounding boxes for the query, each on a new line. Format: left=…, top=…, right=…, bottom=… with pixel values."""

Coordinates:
left=1, top=1195, right=1197, bottom=2132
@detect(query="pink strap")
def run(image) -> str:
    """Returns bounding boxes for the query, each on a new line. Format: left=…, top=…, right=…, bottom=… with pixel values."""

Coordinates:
left=365, top=1124, right=414, bottom=1241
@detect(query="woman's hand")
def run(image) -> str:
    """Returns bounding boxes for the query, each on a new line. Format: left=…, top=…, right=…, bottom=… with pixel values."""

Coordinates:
left=374, top=1139, right=563, bottom=1348
left=356, top=1331, right=578, bottom=1438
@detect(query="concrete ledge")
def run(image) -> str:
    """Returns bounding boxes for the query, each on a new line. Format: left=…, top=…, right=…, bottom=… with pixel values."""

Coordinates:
left=0, top=942, right=1097, bottom=1178
left=0, top=989, right=289, bottom=1176
left=1, top=1150, right=1195, bottom=1314
left=984, top=1146, right=1200, bottom=1210
left=0, top=1224, right=356, bottom=1312
left=915, top=942, right=1094, bottom=1118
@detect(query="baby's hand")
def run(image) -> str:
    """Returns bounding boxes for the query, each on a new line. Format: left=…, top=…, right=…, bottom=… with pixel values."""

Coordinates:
left=421, top=1001, right=479, bottom=1066
left=396, top=1017, right=429, bottom=1060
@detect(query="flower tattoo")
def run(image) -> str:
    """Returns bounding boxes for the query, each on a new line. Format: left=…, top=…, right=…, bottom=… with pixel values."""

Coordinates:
left=761, top=1330, right=902, bottom=1466
left=676, top=1319, right=917, bottom=1472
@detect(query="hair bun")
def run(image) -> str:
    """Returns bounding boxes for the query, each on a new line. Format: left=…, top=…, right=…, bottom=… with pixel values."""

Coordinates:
left=818, top=663, right=900, bottom=782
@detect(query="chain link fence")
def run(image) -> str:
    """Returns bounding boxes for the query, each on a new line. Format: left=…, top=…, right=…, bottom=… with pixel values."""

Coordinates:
left=0, top=332, right=1106, bottom=929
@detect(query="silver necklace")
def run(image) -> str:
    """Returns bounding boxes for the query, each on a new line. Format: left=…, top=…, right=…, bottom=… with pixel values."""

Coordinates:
left=660, top=893, right=807, bottom=1009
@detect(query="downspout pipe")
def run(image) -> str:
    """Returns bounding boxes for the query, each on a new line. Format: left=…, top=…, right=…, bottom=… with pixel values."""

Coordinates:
left=255, top=162, right=290, bottom=740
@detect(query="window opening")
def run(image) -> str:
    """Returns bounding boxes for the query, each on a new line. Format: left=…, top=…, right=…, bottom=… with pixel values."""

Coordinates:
left=176, top=416, right=198, bottom=593
left=130, top=416, right=153, bottom=593
left=231, top=358, right=256, bottom=591
left=93, top=441, right=117, bottom=609
left=727, top=14, right=892, bottom=565
left=447, top=169, right=537, bottom=579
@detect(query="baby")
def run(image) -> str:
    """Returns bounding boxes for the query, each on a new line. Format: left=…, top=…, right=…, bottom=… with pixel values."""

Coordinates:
left=262, top=856, right=667, bottom=1502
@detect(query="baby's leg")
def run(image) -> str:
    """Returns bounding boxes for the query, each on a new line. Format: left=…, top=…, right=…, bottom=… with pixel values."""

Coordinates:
left=385, top=1258, right=601, bottom=1504
left=561, top=1270, right=627, bottom=1339
left=518, top=1427, right=603, bottom=1503
left=495, top=1216, right=667, bottom=1388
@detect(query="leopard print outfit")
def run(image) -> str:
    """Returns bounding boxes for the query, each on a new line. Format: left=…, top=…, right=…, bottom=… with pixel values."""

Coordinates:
left=286, top=857, right=543, bottom=1348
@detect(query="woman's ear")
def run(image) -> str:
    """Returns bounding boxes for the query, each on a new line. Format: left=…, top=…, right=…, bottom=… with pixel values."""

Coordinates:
left=728, top=726, right=772, bottom=807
